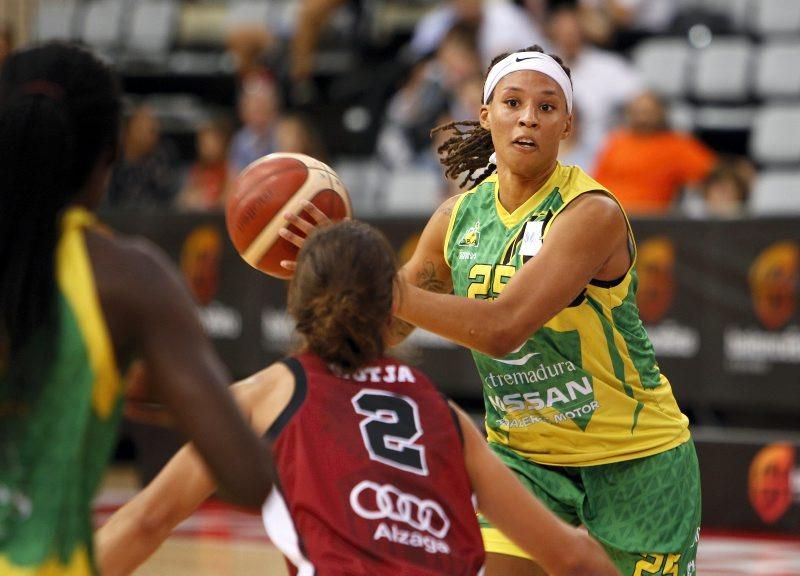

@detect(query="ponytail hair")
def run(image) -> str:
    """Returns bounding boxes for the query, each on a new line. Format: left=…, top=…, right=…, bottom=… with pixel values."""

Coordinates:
left=288, top=221, right=397, bottom=373
left=0, top=43, right=121, bottom=385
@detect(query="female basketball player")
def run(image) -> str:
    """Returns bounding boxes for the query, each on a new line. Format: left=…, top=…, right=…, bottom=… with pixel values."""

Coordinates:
left=279, top=45, right=701, bottom=576
left=0, top=43, right=272, bottom=574
left=95, top=221, right=618, bottom=576
left=387, top=46, right=701, bottom=576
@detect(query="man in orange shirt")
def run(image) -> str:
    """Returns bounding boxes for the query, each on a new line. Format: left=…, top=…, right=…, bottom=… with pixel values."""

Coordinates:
left=593, top=91, right=717, bottom=215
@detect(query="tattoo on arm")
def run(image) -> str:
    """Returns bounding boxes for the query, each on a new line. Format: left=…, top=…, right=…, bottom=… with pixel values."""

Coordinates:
left=416, top=261, right=448, bottom=294
left=388, top=261, right=451, bottom=342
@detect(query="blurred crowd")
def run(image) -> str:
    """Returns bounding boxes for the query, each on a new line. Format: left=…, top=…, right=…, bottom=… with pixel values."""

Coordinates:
left=19, top=0, right=771, bottom=218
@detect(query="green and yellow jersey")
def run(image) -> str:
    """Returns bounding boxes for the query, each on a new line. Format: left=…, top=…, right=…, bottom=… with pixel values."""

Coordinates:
left=445, top=163, right=689, bottom=467
left=0, top=207, right=122, bottom=575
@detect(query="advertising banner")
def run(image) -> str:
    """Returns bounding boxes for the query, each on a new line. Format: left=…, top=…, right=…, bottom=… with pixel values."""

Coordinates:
left=696, top=430, right=800, bottom=532
left=103, top=211, right=800, bottom=420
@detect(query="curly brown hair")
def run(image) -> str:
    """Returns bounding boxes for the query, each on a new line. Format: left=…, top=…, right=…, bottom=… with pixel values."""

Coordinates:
left=431, top=45, right=572, bottom=190
left=288, top=220, right=397, bottom=373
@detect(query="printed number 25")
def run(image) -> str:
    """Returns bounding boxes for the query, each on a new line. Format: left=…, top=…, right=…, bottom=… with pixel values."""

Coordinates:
left=351, top=390, right=428, bottom=476
left=467, top=264, right=516, bottom=300
left=633, top=553, right=680, bottom=576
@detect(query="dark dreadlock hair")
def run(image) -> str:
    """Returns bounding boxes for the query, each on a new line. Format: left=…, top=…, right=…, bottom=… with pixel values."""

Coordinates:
left=431, top=45, right=572, bottom=190
left=0, top=42, right=122, bottom=397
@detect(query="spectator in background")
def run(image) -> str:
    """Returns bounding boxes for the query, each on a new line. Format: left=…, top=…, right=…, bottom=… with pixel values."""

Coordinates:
left=698, top=159, right=752, bottom=219
left=547, top=5, right=644, bottom=162
left=0, top=21, right=13, bottom=66
left=229, top=75, right=280, bottom=174
left=408, top=0, right=549, bottom=68
left=432, top=74, right=485, bottom=199
left=577, top=0, right=678, bottom=50
left=275, top=113, right=329, bottom=163
left=289, top=0, right=349, bottom=82
left=226, top=25, right=275, bottom=83
left=107, top=104, right=178, bottom=208
left=557, top=106, right=597, bottom=171
left=176, top=117, right=233, bottom=212
left=593, top=90, right=717, bottom=215
left=378, top=23, right=482, bottom=170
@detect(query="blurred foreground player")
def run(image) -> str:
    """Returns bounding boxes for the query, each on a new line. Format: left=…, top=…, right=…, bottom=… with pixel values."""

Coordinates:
left=96, top=221, right=618, bottom=576
left=0, top=42, right=272, bottom=574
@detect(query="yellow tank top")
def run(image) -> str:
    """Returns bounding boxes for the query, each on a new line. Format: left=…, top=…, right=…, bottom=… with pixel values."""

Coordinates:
left=444, top=164, right=690, bottom=466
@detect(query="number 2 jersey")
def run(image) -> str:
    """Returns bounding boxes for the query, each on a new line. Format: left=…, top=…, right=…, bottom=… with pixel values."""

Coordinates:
left=262, top=353, right=485, bottom=576
left=444, top=163, right=690, bottom=467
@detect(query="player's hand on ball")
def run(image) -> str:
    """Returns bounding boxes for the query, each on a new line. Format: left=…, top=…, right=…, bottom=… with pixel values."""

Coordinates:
left=278, top=200, right=337, bottom=273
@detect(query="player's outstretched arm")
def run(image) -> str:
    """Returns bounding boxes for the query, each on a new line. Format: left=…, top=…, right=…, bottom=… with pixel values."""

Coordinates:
left=454, top=405, right=620, bottom=576
left=116, top=237, right=274, bottom=508
left=388, top=195, right=458, bottom=345
left=95, top=443, right=215, bottom=576
left=96, top=364, right=294, bottom=576
left=396, top=194, right=629, bottom=357
left=278, top=197, right=455, bottom=346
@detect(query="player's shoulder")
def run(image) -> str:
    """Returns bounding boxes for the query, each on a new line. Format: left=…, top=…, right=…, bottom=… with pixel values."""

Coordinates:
left=86, top=229, right=172, bottom=272
left=232, top=362, right=297, bottom=435
left=561, top=191, right=625, bottom=231
left=84, top=229, right=186, bottom=304
left=434, top=193, right=463, bottom=218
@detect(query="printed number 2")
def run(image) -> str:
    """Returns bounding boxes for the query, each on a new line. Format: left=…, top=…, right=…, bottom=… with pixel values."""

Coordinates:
left=351, top=390, right=428, bottom=476
left=467, top=264, right=516, bottom=300
left=633, top=553, right=680, bottom=576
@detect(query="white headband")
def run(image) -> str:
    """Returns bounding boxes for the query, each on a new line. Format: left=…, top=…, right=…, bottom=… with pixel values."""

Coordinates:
left=482, top=51, right=573, bottom=113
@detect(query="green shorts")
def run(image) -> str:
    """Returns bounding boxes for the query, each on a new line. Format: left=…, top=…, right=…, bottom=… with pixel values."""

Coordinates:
left=479, top=440, right=701, bottom=576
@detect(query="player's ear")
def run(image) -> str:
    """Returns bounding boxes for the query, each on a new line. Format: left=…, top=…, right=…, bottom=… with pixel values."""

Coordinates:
left=479, top=105, right=491, bottom=131
left=561, top=113, right=573, bottom=141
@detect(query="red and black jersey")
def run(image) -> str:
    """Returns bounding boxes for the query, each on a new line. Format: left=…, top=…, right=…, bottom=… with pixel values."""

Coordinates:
left=262, top=353, right=485, bottom=576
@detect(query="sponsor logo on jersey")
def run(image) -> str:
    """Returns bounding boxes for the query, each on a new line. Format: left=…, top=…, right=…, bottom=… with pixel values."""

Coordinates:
left=486, top=373, right=599, bottom=431
left=350, top=480, right=452, bottom=554
left=748, top=443, right=800, bottom=524
left=458, top=221, right=480, bottom=248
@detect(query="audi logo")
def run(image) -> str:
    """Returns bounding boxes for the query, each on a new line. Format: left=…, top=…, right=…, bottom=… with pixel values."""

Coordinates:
left=349, top=480, right=451, bottom=539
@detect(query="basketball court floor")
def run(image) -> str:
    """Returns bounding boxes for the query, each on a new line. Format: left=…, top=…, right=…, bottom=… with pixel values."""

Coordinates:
left=94, top=467, right=800, bottom=576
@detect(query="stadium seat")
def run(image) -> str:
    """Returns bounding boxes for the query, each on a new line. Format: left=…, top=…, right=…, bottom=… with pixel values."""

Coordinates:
left=382, top=168, right=443, bottom=216
left=79, top=0, right=128, bottom=53
left=33, top=0, right=79, bottom=41
left=632, top=39, right=692, bottom=99
left=750, top=170, right=800, bottom=215
left=175, top=2, right=228, bottom=48
left=697, top=0, right=750, bottom=31
left=750, top=0, right=800, bottom=36
left=690, top=37, right=753, bottom=102
left=668, top=101, right=696, bottom=133
left=332, top=158, right=384, bottom=216
left=225, top=1, right=271, bottom=33
left=749, top=105, right=800, bottom=165
left=755, top=41, right=800, bottom=99
left=124, top=0, right=178, bottom=57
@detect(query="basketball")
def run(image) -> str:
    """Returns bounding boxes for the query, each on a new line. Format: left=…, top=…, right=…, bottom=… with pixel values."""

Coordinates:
left=226, top=152, right=352, bottom=279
